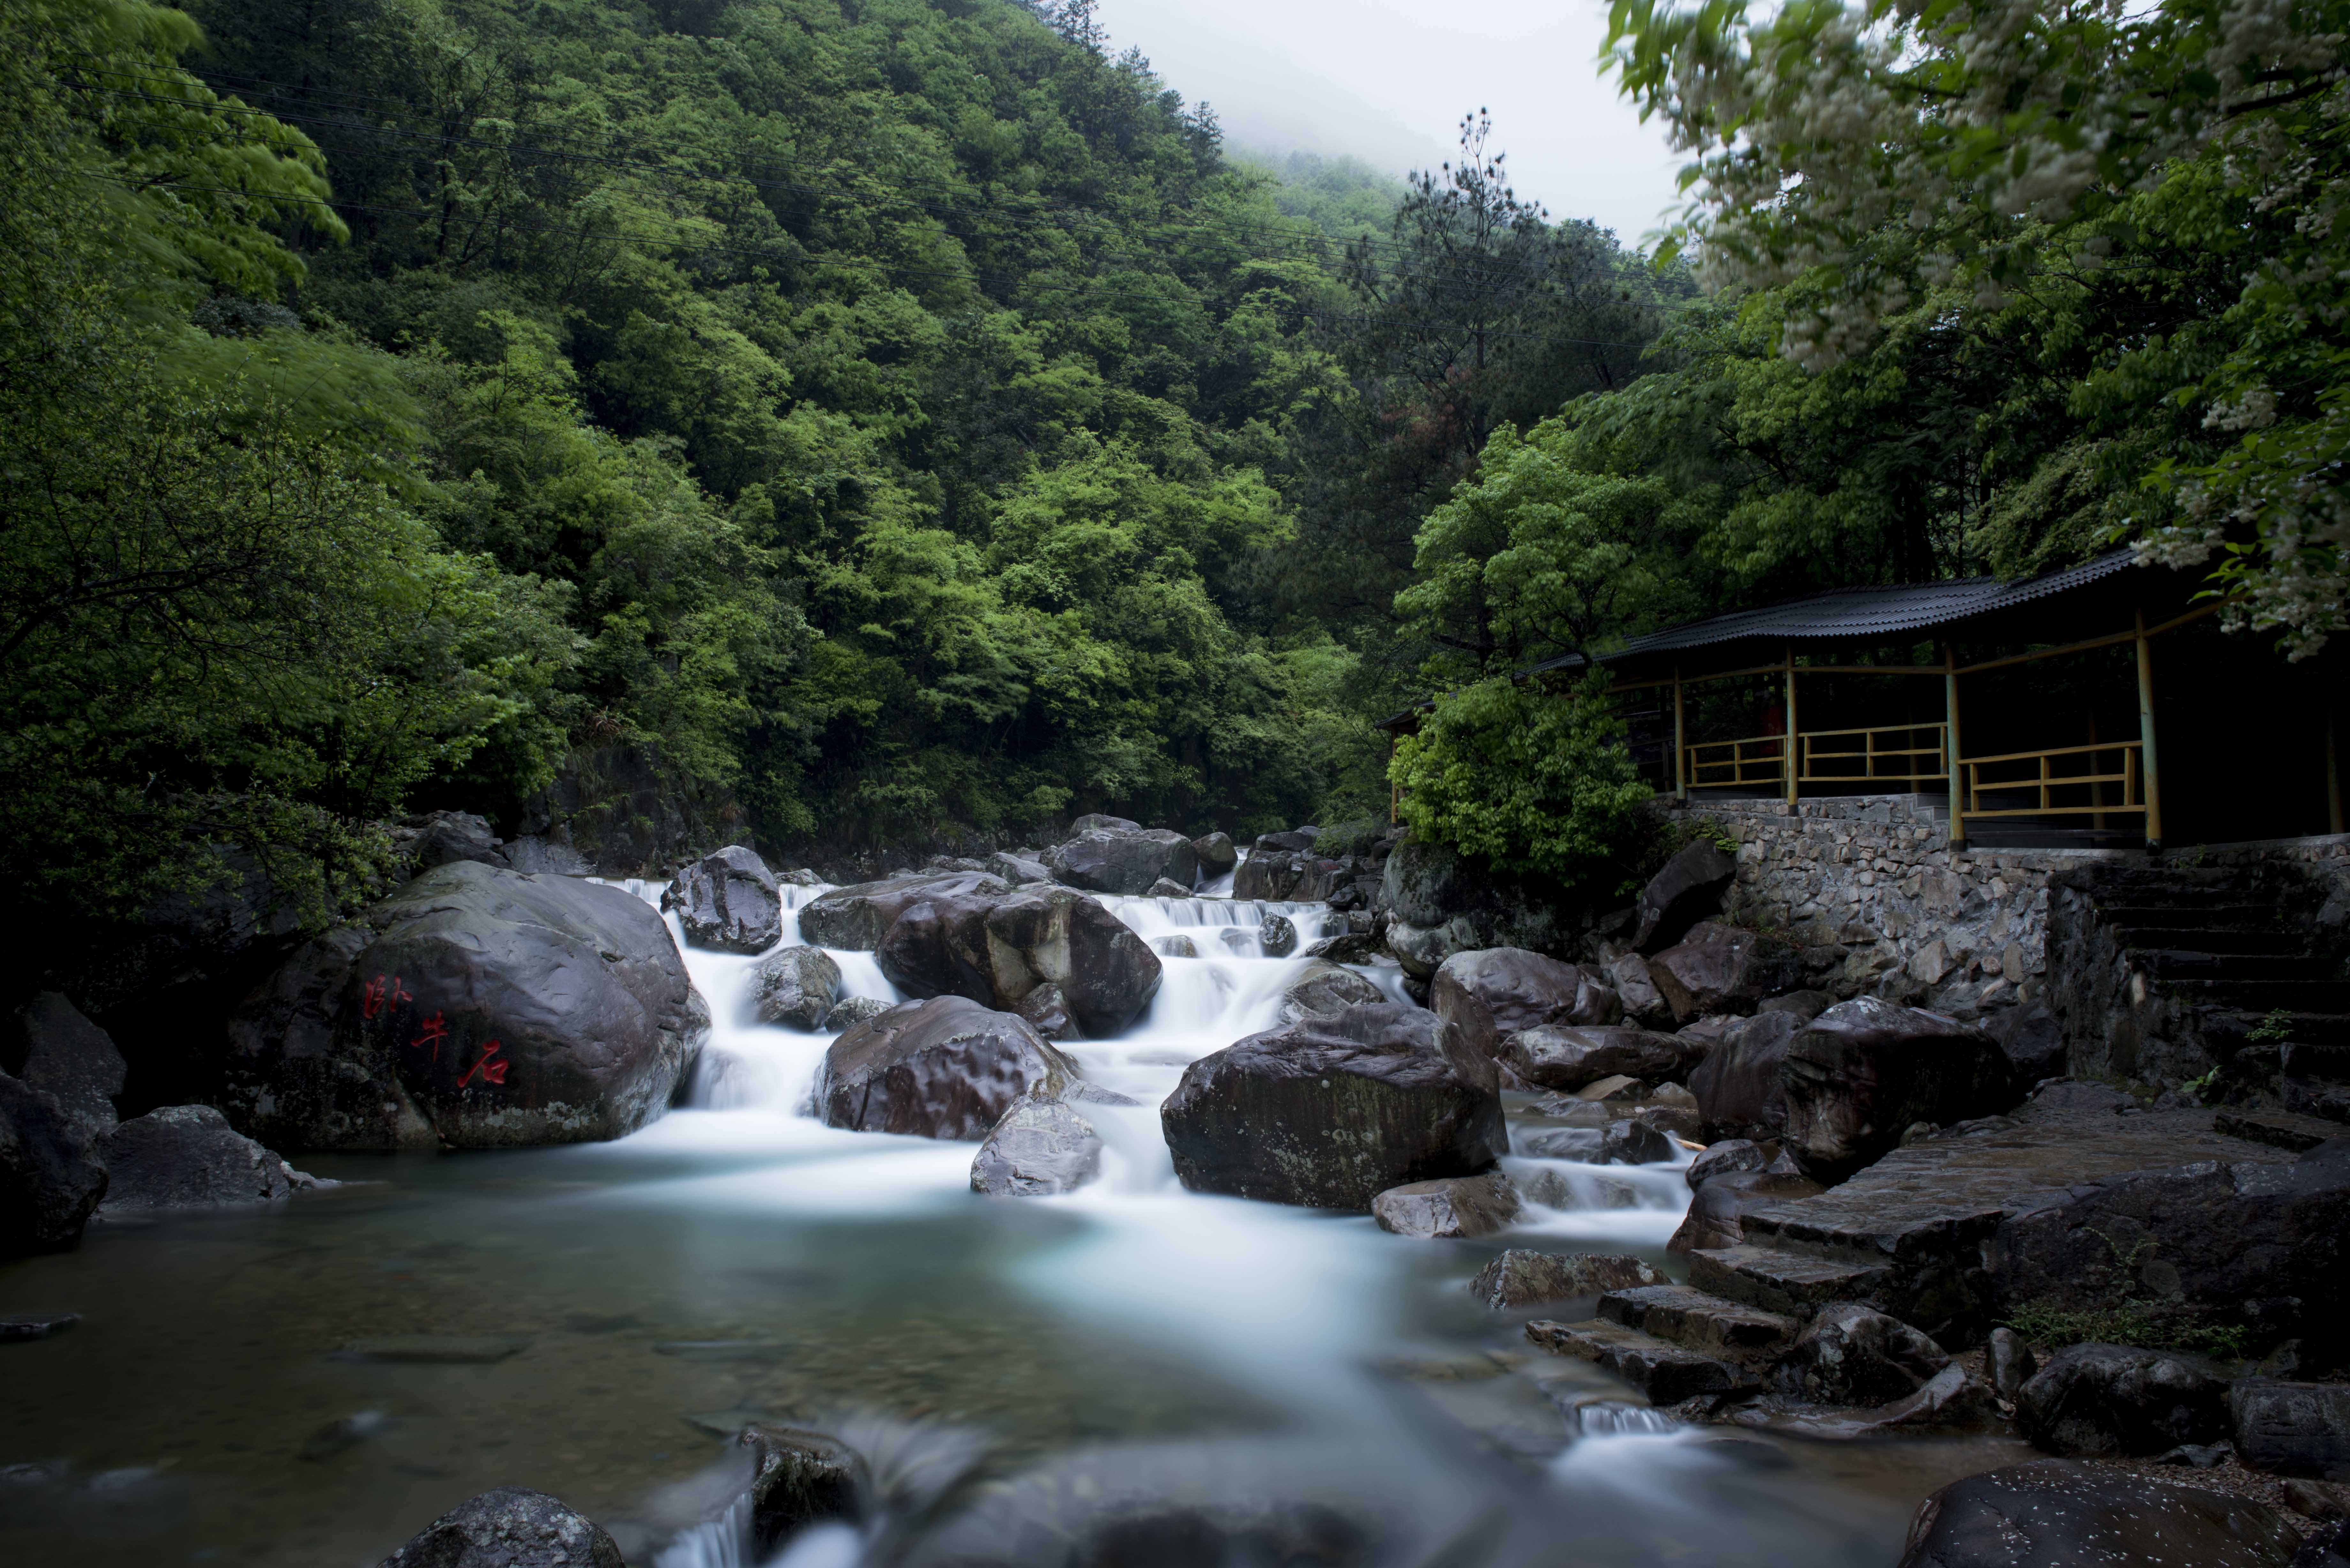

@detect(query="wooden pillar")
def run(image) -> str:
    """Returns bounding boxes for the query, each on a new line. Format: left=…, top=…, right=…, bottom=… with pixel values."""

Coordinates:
left=1784, top=647, right=1799, bottom=805
left=2135, top=609, right=2164, bottom=851
left=2328, top=716, right=2343, bottom=836
left=1944, top=643, right=1966, bottom=851
left=1673, top=669, right=1687, bottom=802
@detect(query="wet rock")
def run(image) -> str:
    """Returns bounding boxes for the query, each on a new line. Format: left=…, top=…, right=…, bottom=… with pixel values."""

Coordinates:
left=986, top=851, right=1049, bottom=886
left=1982, top=1000, right=2067, bottom=1085
left=822, top=996, right=890, bottom=1032
left=2301, top=1520, right=2350, bottom=1567
left=1647, top=924, right=1803, bottom=1022
left=1192, top=832, right=1238, bottom=877
left=299, top=1410, right=390, bottom=1462
left=2016, top=1343, right=2229, bottom=1457
left=1604, top=954, right=1674, bottom=1029
left=2286, top=1480, right=2350, bottom=1521
left=1989, top=1328, right=2037, bottom=1404
left=1782, top=998, right=2017, bottom=1183
left=1668, top=1168, right=1825, bottom=1253
left=1147, top=877, right=1191, bottom=897
left=377, top=1485, right=625, bottom=1568
left=662, top=845, right=784, bottom=954
left=1467, top=1250, right=1663, bottom=1308
left=1370, top=1171, right=1521, bottom=1238
left=1044, top=827, right=1198, bottom=897
left=0, top=1311, right=80, bottom=1341
left=1275, top=961, right=1386, bottom=1026
left=1756, top=989, right=1835, bottom=1022
left=227, top=862, right=709, bottom=1150
left=396, top=810, right=510, bottom=874
left=1513, top=1124, right=1603, bottom=1159
left=1596, top=1118, right=1678, bottom=1165
left=1500, top=1024, right=1696, bottom=1092
left=1303, top=930, right=1387, bottom=964
left=15, top=993, right=124, bottom=1141
left=1633, top=840, right=1738, bottom=954
left=95, top=1104, right=295, bottom=1210
left=502, top=836, right=595, bottom=876
left=1160, top=1003, right=1505, bottom=1210
left=739, top=1424, right=863, bottom=1558
left=1258, top=912, right=1299, bottom=958
left=0, top=1074, right=107, bottom=1255
left=1740, top=1363, right=1997, bottom=1441
left=971, top=1082, right=1139, bottom=1196
left=1636, top=1104, right=1703, bottom=1141
left=1685, top=1138, right=1771, bottom=1189
left=799, top=872, right=1009, bottom=950
left=1383, top=915, right=1480, bottom=980
left=344, top=1335, right=532, bottom=1363
left=751, top=947, right=842, bottom=1031
left=1431, top=948, right=1619, bottom=1064
left=2231, top=1382, right=2350, bottom=1478
left=1780, top=1303, right=1950, bottom=1406
left=1012, top=983, right=1075, bottom=1042
left=1894, top=1459, right=2300, bottom=1568
left=983, top=887, right=1163, bottom=1036
left=874, top=885, right=1003, bottom=1004
left=1159, top=935, right=1199, bottom=958
left=1690, top=1010, right=1801, bottom=1142
left=814, top=997, right=1078, bottom=1141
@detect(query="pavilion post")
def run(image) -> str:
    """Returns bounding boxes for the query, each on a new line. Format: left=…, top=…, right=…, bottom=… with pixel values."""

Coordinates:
left=2135, top=610, right=2164, bottom=851
left=1673, top=669, right=1687, bottom=802
left=1784, top=647, right=1799, bottom=805
left=1944, top=643, right=1966, bottom=851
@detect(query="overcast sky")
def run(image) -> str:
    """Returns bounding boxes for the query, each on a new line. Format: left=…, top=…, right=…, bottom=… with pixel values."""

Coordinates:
left=1098, top=0, right=1688, bottom=247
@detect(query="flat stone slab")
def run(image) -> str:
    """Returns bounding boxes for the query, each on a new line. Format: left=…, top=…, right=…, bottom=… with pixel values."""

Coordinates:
left=1525, top=1318, right=1755, bottom=1405
left=0, top=1313, right=80, bottom=1342
left=338, top=1336, right=531, bottom=1363
left=1595, top=1283, right=1799, bottom=1359
left=1687, top=1245, right=1888, bottom=1317
left=2215, top=1108, right=2344, bottom=1154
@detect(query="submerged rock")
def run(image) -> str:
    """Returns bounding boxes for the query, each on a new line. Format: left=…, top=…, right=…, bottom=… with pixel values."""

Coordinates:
left=2016, top=1343, right=2229, bottom=1457
left=1160, top=1004, right=1505, bottom=1210
left=1370, top=1171, right=1520, bottom=1238
left=377, top=1485, right=625, bottom=1568
left=1782, top=997, right=2016, bottom=1182
left=96, top=1105, right=298, bottom=1210
left=1894, top=1459, right=2299, bottom=1568
left=815, top=997, right=1078, bottom=1141
left=0, top=1074, right=107, bottom=1255
left=15, top=993, right=124, bottom=1141
left=970, top=1082, right=1139, bottom=1196
left=661, top=845, right=784, bottom=954
left=751, top=946, right=842, bottom=1031
left=1467, top=1250, right=1663, bottom=1309
left=225, top=862, right=709, bottom=1150
left=1257, top=912, right=1298, bottom=958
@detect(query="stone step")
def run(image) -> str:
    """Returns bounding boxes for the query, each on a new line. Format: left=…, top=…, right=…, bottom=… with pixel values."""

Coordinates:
left=2075, top=867, right=2254, bottom=897
left=1523, top=1318, right=1757, bottom=1405
left=2205, top=1013, right=2350, bottom=1052
left=1594, top=1283, right=1800, bottom=1360
left=1686, top=1245, right=1890, bottom=1319
left=2142, top=950, right=2341, bottom=982
left=2108, top=925, right=2313, bottom=955
left=2163, top=977, right=2350, bottom=1014
left=2101, top=903, right=2284, bottom=930
left=2215, top=1108, right=2348, bottom=1153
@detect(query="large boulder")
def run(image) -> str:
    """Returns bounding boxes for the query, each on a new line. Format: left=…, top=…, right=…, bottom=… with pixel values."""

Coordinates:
left=798, top=872, right=1008, bottom=951
left=1233, top=828, right=1319, bottom=901
left=986, top=850, right=1049, bottom=886
left=873, top=884, right=1162, bottom=1038
left=2231, top=1382, right=2350, bottom=1478
left=0, top=1074, right=107, bottom=1255
left=393, top=810, right=510, bottom=874
left=970, top=1081, right=1138, bottom=1196
left=1384, top=916, right=1480, bottom=981
left=1646, top=924, right=1803, bottom=1022
left=752, top=946, right=843, bottom=1031
left=1895, top=1459, right=2301, bottom=1568
left=661, top=845, right=783, bottom=954
left=1604, top=954, right=1674, bottom=1029
left=224, top=862, right=709, bottom=1150
left=1633, top=840, right=1738, bottom=954
left=1192, top=832, right=1239, bottom=877
left=2015, top=1343, right=2229, bottom=1457
left=1043, top=827, right=1197, bottom=896
left=96, top=1104, right=296, bottom=1210
left=1982, top=1000, right=2067, bottom=1085
left=1779, top=1303, right=1950, bottom=1407
left=1690, top=1010, right=1803, bottom=1141
left=1274, top=961, right=1386, bottom=1026
left=1160, top=1004, right=1505, bottom=1210
left=814, top=997, right=1078, bottom=1141
left=1782, top=997, right=2017, bottom=1182
left=377, top=1486, right=625, bottom=1568
left=1500, top=1025, right=1697, bottom=1092
left=16, top=992, right=125, bottom=1140
left=1429, top=948, right=1619, bottom=1063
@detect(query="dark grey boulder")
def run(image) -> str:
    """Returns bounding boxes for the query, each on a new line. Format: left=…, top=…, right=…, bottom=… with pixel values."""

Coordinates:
left=225, top=863, right=708, bottom=1150
left=1690, top=1009, right=1802, bottom=1142
left=16, top=993, right=124, bottom=1140
left=0, top=1074, right=107, bottom=1255
left=1160, top=1004, right=1505, bottom=1210
left=1595, top=1118, right=1678, bottom=1165
left=2016, top=1343, right=2229, bottom=1457
left=1370, top=1171, right=1520, bottom=1238
left=798, top=872, right=1009, bottom=950
left=1147, top=877, right=1191, bottom=898
left=1233, top=829, right=1319, bottom=901
left=662, top=845, right=784, bottom=954
left=739, top=1424, right=862, bottom=1559
left=502, top=835, right=595, bottom=876
left=2300, top=1521, right=2350, bottom=1568
left=1430, top=947, right=1618, bottom=1063
left=1632, top=840, right=1738, bottom=954
left=1668, top=1168, right=1824, bottom=1252
left=1070, top=814, right=1140, bottom=833
left=1782, top=998, right=2016, bottom=1182
left=96, top=1105, right=295, bottom=1210
left=1756, top=989, right=1835, bottom=1022
left=822, top=995, right=891, bottom=1032
left=1384, top=916, right=1478, bottom=980
left=1685, top=1137, right=1771, bottom=1189
left=1603, top=954, right=1674, bottom=1029
left=1501, top=1025, right=1695, bottom=1092
left=1467, top=1250, right=1663, bottom=1309
left=377, top=1486, right=625, bottom=1568
left=1982, top=1000, right=2066, bottom=1084
left=1780, top=1303, right=1950, bottom=1406
left=872, top=884, right=1161, bottom=1038
left=752, top=946, right=843, bottom=1031
left=986, top=851, right=1049, bottom=886
left=1647, top=924, right=1803, bottom=1022
left=970, top=1082, right=1139, bottom=1196
left=1275, top=961, right=1386, bottom=1026
left=874, top=884, right=1002, bottom=1004
left=1013, top=983, right=1075, bottom=1041
left=814, top=997, right=1078, bottom=1141
left=394, top=810, right=510, bottom=874
left=2230, top=1382, right=2350, bottom=1478
left=1257, top=912, right=1298, bottom=958
left=1192, top=832, right=1238, bottom=876
left=1895, top=1459, right=2300, bottom=1568
left=1043, top=827, right=1197, bottom=896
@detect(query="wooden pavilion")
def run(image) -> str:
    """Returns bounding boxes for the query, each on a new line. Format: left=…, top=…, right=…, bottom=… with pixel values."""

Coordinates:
left=1393, top=551, right=2348, bottom=851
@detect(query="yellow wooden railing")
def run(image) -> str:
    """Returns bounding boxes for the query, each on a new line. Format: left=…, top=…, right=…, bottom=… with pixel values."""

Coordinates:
left=1956, top=740, right=2145, bottom=824
left=1684, top=733, right=1788, bottom=788
left=1798, top=724, right=1948, bottom=787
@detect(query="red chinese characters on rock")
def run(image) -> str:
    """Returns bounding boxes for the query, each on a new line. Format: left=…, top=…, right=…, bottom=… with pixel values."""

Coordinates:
left=458, top=1040, right=509, bottom=1089
left=410, top=1011, right=451, bottom=1063
left=360, top=972, right=413, bottom=1021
